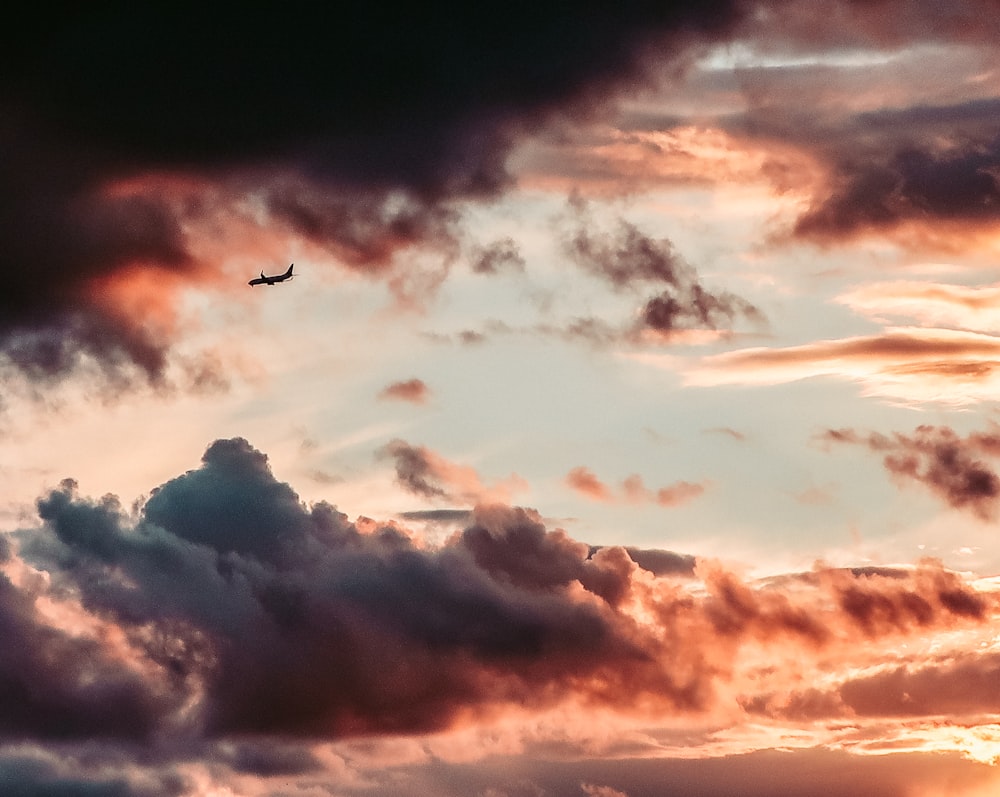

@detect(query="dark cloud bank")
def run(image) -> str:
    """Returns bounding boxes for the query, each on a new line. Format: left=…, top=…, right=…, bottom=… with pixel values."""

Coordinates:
left=0, top=437, right=994, bottom=794
left=0, top=2, right=745, bottom=388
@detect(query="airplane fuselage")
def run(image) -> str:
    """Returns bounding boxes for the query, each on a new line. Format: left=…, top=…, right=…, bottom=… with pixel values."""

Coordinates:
left=248, top=264, right=294, bottom=286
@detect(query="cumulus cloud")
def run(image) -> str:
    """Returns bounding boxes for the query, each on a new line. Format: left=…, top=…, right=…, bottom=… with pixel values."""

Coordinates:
left=0, top=437, right=997, bottom=791
left=8, top=439, right=994, bottom=739
left=820, top=424, right=1000, bottom=519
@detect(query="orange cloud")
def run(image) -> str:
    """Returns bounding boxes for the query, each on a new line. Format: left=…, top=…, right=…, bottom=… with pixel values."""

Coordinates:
left=381, top=439, right=529, bottom=505
left=568, top=468, right=707, bottom=507
left=378, top=378, right=431, bottom=404
left=837, top=280, right=1000, bottom=332
left=517, top=124, right=821, bottom=198
left=679, top=326, right=1000, bottom=405
left=17, top=443, right=1000, bottom=781
left=567, top=466, right=614, bottom=502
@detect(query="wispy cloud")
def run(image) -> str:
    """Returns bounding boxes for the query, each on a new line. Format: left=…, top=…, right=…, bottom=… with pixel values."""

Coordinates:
left=820, top=424, right=1000, bottom=520
left=379, top=439, right=528, bottom=505
left=567, top=467, right=706, bottom=507
left=563, top=200, right=763, bottom=336
left=680, top=327, right=1000, bottom=405
left=837, top=280, right=1000, bottom=332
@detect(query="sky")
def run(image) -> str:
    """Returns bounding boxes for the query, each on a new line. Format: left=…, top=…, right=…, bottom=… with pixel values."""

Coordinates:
left=5, top=2, right=1000, bottom=795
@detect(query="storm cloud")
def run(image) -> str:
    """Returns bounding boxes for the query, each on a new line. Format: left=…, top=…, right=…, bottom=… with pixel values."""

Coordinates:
left=4, top=437, right=993, bottom=746
left=0, top=2, right=747, bottom=387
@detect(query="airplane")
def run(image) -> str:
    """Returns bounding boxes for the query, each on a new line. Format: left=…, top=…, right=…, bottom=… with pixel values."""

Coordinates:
left=248, top=264, right=294, bottom=286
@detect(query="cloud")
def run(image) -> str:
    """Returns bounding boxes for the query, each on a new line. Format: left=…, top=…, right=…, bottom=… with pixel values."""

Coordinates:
left=0, top=3, right=750, bottom=388
left=0, top=551, right=174, bottom=742
left=379, top=439, right=528, bottom=505
left=1, top=437, right=999, bottom=791
left=378, top=378, right=431, bottom=404
left=566, top=468, right=706, bottom=508
left=469, top=237, right=527, bottom=275
left=385, top=748, right=999, bottom=797
left=715, top=53, right=1000, bottom=248
left=0, top=752, right=172, bottom=797
left=836, top=280, right=1000, bottom=332
left=582, top=783, right=630, bottom=797
left=398, top=509, right=474, bottom=524
left=616, top=547, right=698, bottom=578
left=624, top=475, right=707, bottom=507
left=563, top=203, right=762, bottom=335
left=793, top=124, right=1000, bottom=243
left=703, top=426, right=746, bottom=441
left=820, top=424, right=1000, bottom=519
left=566, top=467, right=614, bottom=502
left=679, top=326, right=1000, bottom=405
left=516, top=124, right=811, bottom=196
left=17, top=442, right=727, bottom=741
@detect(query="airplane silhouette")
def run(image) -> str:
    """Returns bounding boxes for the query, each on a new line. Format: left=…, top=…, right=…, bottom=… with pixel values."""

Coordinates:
left=248, top=264, right=294, bottom=286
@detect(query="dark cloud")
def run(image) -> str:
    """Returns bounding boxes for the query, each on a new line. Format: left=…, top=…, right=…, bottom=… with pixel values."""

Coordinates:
left=377, top=438, right=527, bottom=504
left=469, top=237, right=527, bottom=275
left=718, top=56, right=1000, bottom=243
left=0, top=2, right=746, bottom=387
left=564, top=205, right=762, bottom=334
left=0, top=751, right=185, bottom=797
left=215, top=739, right=322, bottom=776
left=821, top=424, right=1000, bottom=519
left=378, top=439, right=452, bottom=500
left=795, top=127, right=1000, bottom=240
left=6, top=437, right=990, bottom=751
left=0, top=435, right=993, bottom=795
left=398, top=509, right=474, bottom=524
left=20, top=439, right=723, bottom=742
left=0, top=537, right=173, bottom=742
left=0, top=757, right=131, bottom=797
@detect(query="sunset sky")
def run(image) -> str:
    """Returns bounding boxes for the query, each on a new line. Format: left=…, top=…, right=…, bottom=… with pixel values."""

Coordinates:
left=5, top=3, right=1000, bottom=795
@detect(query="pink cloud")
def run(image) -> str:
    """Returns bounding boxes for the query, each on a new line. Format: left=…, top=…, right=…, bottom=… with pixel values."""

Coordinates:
left=378, top=378, right=431, bottom=404
left=568, top=469, right=707, bottom=507
left=381, top=439, right=528, bottom=505
left=679, top=327, right=1000, bottom=405
left=567, top=466, right=615, bottom=502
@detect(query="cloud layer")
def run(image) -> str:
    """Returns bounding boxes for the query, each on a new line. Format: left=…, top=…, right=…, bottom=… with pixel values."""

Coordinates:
left=0, top=3, right=749, bottom=388
left=1, top=437, right=998, bottom=795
